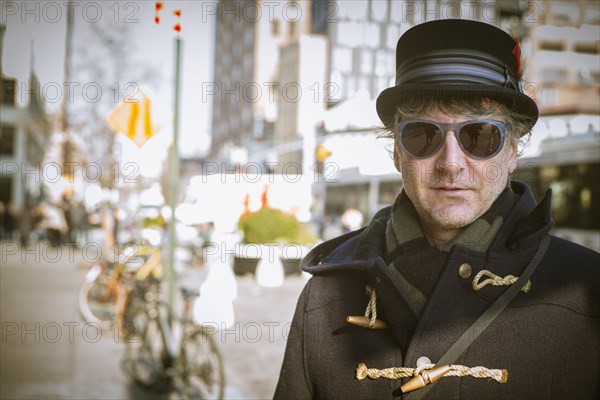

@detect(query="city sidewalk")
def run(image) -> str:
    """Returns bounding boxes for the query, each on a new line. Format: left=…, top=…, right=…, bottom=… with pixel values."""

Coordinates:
left=0, top=240, right=306, bottom=399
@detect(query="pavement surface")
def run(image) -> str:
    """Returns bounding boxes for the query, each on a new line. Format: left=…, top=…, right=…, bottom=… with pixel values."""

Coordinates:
left=0, top=240, right=307, bottom=399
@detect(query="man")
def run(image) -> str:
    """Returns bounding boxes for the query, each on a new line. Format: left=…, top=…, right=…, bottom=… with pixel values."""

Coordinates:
left=275, top=19, right=599, bottom=399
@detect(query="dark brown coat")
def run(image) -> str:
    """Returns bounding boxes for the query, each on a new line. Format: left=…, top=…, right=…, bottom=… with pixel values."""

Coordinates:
left=275, top=182, right=600, bottom=399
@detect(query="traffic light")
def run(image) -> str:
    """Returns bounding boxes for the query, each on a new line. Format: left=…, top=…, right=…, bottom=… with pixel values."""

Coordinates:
left=315, top=144, right=331, bottom=176
left=316, top=144, right=331, bottom=162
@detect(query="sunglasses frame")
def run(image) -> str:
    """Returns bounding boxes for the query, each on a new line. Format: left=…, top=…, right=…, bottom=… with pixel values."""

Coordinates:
left=397, top=119, right=507, bottom=160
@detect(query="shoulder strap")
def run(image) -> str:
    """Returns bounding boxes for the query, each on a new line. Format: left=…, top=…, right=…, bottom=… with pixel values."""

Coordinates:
left=405, top=234, right=551, bottom=400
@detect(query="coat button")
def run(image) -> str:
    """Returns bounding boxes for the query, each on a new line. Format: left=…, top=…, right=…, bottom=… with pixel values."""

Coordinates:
left=416, top=356, right=431, bottom=367
left=458, top=263, right=472, bottom=279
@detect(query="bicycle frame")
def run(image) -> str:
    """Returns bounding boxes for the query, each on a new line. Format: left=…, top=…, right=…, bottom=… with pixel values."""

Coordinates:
left=122, top=271, right=225, bottom=398
left=142, top=285, right=196, bottom=368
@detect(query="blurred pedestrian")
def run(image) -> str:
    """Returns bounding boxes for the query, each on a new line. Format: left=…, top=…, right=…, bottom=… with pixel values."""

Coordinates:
left=70, top=200, right=89, bottom=245
left=1, top=200, right=16, bottom=240
left=61, top=191, right=75, bottom=244
left=0, top=201, right=5, bottom=239
left=341, top=207, right=364, bottom=233
left=18, top=203, right=33, bottom=247
left=41, top=202, right=67, bottom=247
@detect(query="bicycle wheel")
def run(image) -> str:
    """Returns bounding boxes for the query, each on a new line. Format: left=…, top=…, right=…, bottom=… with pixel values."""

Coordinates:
left=78, top=275, right=117, bottom=330
left=123, top=306, right=171, bottom=390
left=178, top=329, right=225, bottom=399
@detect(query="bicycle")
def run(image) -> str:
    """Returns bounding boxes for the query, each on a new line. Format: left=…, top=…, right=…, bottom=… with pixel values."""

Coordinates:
left=78, top=245, right=160, bottom=330
left=121, top=281, right=225, bottom=399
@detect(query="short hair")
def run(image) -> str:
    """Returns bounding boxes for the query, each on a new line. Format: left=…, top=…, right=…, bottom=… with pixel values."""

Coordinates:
left=379, top=93, right=535, bottom=154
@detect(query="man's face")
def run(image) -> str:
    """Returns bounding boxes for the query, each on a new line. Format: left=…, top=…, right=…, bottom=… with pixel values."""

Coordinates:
left=394, top=108, right=518, bottom=231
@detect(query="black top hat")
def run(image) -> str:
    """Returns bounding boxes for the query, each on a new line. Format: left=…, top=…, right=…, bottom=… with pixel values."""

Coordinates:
left=376, top=19, right=538, bottom=133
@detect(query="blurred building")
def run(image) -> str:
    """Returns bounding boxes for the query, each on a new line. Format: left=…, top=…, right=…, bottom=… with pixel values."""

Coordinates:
left=325, top=0, right=398, bottom=105
left=274, top=35, right=327, bottom=171
left=527, top=1, right=599, bottom=110
left=206, top=1, right=599, bottom=249
left=209, top=0, right=330, bottom=170
left=324, top=1, right=528, bottom=105
left=515, top=1, right=600, bottom=251
left=0, top=24, right=51, bottom=211
left=319, top=1, right=600, bottom=249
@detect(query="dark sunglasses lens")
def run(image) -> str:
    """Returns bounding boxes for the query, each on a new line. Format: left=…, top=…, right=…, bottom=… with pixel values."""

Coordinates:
left=401, top=122, right=443, bottom=157
left=458, top=122, right=502, bottom=158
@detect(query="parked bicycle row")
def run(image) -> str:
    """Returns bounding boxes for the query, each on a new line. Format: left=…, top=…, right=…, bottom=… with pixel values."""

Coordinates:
left=77, top=242, right=225, bottom=399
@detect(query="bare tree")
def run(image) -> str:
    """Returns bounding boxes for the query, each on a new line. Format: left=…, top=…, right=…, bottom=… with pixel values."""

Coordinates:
left=69, top=18, right=160, bottom=188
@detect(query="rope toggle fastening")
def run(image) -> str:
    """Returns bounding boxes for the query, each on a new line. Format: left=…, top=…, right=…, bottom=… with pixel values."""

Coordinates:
left=401, top=365, right=451, bottom=393
left=356, top=362, right=508, bottom=393
left=472, top=269, right=532, bottom=293
left=346, top=286, right=387, bottom=329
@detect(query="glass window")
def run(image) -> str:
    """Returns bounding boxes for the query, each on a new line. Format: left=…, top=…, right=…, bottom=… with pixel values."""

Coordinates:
left=365, top=22, right=380, bottom=48
left=539, top=87, right=556, bottom=106
left=551, top=1, right=580, bottom=25
left=579, top=69, right=600, bottom=85
left=390, top=0, right=408, bottom=23
left=324, top=184, right=369, bottom=217
left=244, top=29, right=253, bottom=45
left=0, top=125, right=15, bottom=155
left=441, top=0, right=461, bottom=18
left=539, top=40, right=565, bottom=51
left=232, top=67, right=241, bottom=82
left=0, top=176, right=12, bottom=204
left=583, top=3, right=600, bottom=24
left=375, top=49, right=388, bottom=77
left=387, top=52, right=396, bottom=76
left=387, top=25, right=399, bottom=49
left=379, top=180, right=403, bottom=205
left=337, top=1, right=368, bottom=20
left=377, top=75, right=390, bottom=94
left=358, top=76, right=369, bottom=92
left=232, top=42, right=241, bottom=58
left=1, top=78, right=16, bottom=105
left=573, top=42, right=599, bottom=55
left=333, top=47, right=352, bottom=73
left=371, top=0, right=388, bottom=22
left=329, top=70, right=344, bottom=104
left=346, top=75, right=357, bottom=98
left=546, top=164, right=600, bottom=229
left=540, top=67, right=568, bottom=85
left=361, top=49, right=373, bottom=74
left=243, top=56, right=252, bottom=74
left=338, top=21, right=362, bottom=47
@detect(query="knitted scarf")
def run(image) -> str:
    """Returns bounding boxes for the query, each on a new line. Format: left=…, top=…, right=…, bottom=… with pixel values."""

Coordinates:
left=385, top=188, right=515, bottom=313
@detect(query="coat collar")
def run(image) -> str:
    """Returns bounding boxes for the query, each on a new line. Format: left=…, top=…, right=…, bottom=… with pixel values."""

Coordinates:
left=302, top=180, right=553, bottom=275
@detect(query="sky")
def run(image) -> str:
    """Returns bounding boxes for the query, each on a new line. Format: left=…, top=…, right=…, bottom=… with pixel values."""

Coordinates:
left=2, top=0, right=214, bottom=168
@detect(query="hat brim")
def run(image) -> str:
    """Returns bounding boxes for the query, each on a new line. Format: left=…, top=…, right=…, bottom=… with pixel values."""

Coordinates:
left=376, top=83, right=539, bottom=135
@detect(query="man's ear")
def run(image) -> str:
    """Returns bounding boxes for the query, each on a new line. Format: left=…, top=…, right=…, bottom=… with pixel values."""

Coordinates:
left=393, top=145, right=402, bottom=173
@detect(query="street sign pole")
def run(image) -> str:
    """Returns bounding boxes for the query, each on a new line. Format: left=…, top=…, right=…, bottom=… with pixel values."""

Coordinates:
left=167, top=36, right=182, bottom=307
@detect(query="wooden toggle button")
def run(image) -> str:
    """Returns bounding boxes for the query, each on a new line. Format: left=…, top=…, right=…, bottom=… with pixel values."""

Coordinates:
left=346, top=315, right=387, bottom=329
left=400, top=365, right=451, bottom=393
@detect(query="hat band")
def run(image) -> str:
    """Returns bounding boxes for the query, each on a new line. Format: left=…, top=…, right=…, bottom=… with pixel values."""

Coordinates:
left=395, top=50, right=521, bottom=92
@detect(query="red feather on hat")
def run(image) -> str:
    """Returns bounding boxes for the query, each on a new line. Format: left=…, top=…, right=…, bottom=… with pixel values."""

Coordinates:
left=511, top=33, right=524, bottom=81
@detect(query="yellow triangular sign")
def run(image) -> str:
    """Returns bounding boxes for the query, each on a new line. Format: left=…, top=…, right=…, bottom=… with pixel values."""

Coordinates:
left=107, top=92, right=159, bottom=147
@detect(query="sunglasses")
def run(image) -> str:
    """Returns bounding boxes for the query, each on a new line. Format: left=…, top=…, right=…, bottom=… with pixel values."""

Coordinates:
left=397, top=119, right=506, bottom=160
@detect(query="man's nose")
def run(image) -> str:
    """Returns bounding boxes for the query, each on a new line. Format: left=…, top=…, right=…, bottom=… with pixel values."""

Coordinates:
left=435, top=130, right=466, bottom=168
